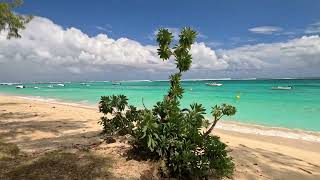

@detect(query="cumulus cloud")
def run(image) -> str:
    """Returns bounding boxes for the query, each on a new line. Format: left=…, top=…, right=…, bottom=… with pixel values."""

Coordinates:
left=305, top=22, right=320, bottom=34
left=0, top=17, right=225, bottom=81
left=0, top=16, right=320, bottom=81
left=249, top=26, right=283, bottom=35
left=218, top=35, right=320, bottom=73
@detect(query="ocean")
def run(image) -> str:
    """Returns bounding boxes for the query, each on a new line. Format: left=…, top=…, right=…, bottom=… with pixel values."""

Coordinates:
left=1, top=79, right=320, bottom=132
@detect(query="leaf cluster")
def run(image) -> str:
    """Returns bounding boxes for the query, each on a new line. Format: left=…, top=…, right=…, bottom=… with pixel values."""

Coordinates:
left=99, top=95, right=138, bottom=135
left=0, top=0, right=32, bottom=39
left=99, top=28, right=236, bottom=179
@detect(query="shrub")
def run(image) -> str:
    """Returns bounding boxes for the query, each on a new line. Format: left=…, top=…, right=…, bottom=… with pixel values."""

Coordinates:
left=99, top=28, right=236, bottom=179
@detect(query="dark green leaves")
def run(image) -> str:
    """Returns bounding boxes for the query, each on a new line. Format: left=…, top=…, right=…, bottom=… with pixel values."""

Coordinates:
left=179, top=27, right=197, bottom=49
left=211, top=104, right=237, bottom=118
left=98, top=28, right=236, bottom=179
left=157, top=28, right=173, bottom=60
left=168, top=73, right=183, bottom=99
left=98, top=95, right=133, bottom=135
left=156, top=27, right=196, bottom=72
left=99, top=95, right=128, bottom=114
left=0, top=0, right=32, bottom=39
left=221, top=104, right=237, bottom=116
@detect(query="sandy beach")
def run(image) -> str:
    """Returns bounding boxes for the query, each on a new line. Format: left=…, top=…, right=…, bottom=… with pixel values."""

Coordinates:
left=1, top=95, right=320, bottom=179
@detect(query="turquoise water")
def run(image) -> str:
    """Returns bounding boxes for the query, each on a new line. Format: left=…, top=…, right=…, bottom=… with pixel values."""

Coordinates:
left=1, top=79, right=320, bottom=132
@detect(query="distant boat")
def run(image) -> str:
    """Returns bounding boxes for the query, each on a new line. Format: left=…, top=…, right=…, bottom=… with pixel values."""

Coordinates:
left=206, top=82, right=223, bottom=86
left=112, top=82, right=121, bottom=85
left=48, top=85, right=53, bottom=88
left=57, top=84, right=65, bottom=87
left=16, top=85, right=25, bottom=89
left=272, top=86, right=292, bottom=90
left=34, top=87, right=39, bottom=89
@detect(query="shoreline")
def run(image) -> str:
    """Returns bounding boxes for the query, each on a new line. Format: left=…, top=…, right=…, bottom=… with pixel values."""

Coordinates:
left=1, top=94, right=320, bottom=143
left=1, top=94, right=320, bottom=179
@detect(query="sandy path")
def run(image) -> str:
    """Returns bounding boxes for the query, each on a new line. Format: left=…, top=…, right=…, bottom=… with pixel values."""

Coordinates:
left=1, top=95, right=320, bottom=179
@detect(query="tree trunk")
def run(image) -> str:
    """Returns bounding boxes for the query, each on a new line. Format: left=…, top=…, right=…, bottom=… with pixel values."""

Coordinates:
left=204, top=118, right=218, bottom=136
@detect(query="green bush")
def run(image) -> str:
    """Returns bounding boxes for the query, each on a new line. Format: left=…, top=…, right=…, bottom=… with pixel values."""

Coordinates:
left=99, top=28, right=236, bottom=179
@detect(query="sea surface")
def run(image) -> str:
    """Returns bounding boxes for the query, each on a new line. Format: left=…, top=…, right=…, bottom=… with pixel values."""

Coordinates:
left=1, top=79, right=320, bottom=132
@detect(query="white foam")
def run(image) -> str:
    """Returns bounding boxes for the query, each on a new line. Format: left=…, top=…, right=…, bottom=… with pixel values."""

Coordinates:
left=6, top=94, right=320, bottom=143
left=16, top=96, right=96, bottom=109
left=216, top=123, right=320, bottom=143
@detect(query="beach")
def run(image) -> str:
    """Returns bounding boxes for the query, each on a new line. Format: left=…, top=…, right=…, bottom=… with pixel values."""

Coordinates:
left=1, top=79, right=320, bottom=132
left=1, top=95, right=320, bottom=179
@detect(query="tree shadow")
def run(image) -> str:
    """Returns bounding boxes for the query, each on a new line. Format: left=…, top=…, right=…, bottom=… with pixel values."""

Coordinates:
left=125, top=146, right=159, bottom=162
left=230, top=144, right=320, bottom=180
left=0, top=141, right=118, bottom=180
left=0, top=112, right=45, bottom=120
left=0, top=102, right=24, bottom=107
left=0, top=118, right=88, bottom=137
left=0, top=110, right=100, bottom=151
left=18, top=130, right=103, bottom=152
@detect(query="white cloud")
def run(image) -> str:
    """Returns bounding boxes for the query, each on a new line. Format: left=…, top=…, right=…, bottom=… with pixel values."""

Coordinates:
left=305, top=22, right=320, bottom=34
left=219, top=35, right=320, bottom=71
left=249, top=26, right=283, bottom=35
left=0, top=16, right=320, bottom=81
left=96, top=24, right=112, bottom=33
left=0, top=17, right=226, bottom=81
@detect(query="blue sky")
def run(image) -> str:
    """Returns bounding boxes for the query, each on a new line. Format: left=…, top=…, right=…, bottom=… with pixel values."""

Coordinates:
left=16, top=0, right=320, bottom=48
left=1, top=0, right=320, bottom=81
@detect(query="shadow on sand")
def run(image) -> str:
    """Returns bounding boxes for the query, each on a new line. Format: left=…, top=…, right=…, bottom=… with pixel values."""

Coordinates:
left=231, top=144, right=320, bottom=180
left=0, top=141, right=118, bottom=180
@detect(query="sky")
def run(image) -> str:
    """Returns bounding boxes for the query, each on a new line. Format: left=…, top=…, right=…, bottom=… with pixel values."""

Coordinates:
left=1, top=0, right=320, bottom=82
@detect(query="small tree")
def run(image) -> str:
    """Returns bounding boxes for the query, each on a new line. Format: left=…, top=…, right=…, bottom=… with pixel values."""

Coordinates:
left=0, top=0, right=32, bottom=39
left=99, top=28, right=236, bottom=179
left=204, top=104, right=236, bottom=136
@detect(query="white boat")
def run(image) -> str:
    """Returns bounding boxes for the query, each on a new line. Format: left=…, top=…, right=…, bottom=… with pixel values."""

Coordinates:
left=48, top=85, right=53, bottom=88
left=206, top=82, right=223, bottom=86
left=272, top=86, right=292, bottom=90
left=57, top=84, right=65, bottom=87
left=16, top=85, right=25, bottom=89
left=34, top=87, right=39, bottom=89
left=112, top=82, right=121, bottom=85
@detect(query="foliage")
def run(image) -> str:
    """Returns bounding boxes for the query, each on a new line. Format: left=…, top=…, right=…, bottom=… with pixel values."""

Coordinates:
left=99, top=28, right=236, bottom=179
left=0, top=0, right=32, bottom=39
left=99, top=95, right=137, bottom=135
left=204, top=104, right=237, bottom=136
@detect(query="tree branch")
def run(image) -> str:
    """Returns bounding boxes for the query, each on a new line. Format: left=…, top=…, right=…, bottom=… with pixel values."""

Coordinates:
left=204, top=115, right=224, bottom=136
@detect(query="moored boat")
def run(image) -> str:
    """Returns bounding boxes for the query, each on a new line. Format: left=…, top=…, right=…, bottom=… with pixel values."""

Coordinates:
left=206, top=82, right=223, bottom=86
left=112, top=82, right=121, bottom=85
left=272, top=86, right=292, bottom=90
left=16, top=85, right=25, bottom=89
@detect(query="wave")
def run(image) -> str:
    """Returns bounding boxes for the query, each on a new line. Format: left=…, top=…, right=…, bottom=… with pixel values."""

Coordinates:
left=217, top=122, right=320, bottom=143
left=15, top=95, right=96, bottom=109
left=5, top=94, right=320, bottom=143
